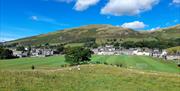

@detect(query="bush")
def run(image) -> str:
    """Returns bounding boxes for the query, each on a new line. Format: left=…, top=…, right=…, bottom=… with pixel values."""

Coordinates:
left=116, top=64, right=123, bottom=67
left=31, top=65, right=35, bottom=70
left=95, top=61, right=101, bottom=64
left=104, top=62, right=108, bottom=65
left=61, top=64, right=69, bottom=67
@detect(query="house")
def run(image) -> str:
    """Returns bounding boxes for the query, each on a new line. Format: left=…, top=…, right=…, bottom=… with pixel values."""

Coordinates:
left=132, top=48, right=150, bottom=56
left=31, top=48, right=55, bottom=57
left=152, top=49, right=162, bottom=57
left=13, top=51, right=28, bottom=58
left=166, top=50, right=180, bottom=60
left=167, top=55, right=180, bottom=60
left=92, top=45, right=116, bottom=55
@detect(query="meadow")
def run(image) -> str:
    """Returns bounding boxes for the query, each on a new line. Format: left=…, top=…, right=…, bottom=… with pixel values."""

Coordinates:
left=0, top=55, right=179, bottom=73
left=0, top=55, right=179, bottom=91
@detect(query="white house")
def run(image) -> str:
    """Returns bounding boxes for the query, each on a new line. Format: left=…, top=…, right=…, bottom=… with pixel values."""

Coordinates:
left=132, top=50, right=150, bottom=56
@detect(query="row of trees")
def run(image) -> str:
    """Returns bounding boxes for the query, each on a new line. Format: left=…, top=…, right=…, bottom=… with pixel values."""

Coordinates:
left=113, top=39, right=180, bottom=49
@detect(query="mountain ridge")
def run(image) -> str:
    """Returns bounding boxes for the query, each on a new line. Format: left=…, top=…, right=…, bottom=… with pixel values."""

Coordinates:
left=5, top=24, right=180, bottom=46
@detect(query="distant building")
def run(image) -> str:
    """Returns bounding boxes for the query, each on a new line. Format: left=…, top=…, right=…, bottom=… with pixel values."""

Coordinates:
left=13, top=51, right=28, bottom=58
left=31, top=48, right=55, bottom=57
left=132, top=50, right=150, bottom=56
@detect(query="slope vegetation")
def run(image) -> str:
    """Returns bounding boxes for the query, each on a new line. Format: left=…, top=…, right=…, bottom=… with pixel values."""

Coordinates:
left=6, top=24, right=180, bottom=46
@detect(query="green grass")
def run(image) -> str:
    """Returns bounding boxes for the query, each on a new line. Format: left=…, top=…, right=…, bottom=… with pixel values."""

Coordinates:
left=64, top=43, right=84, bottom=47
left=0, top=55, right=179, bottom=73
left=92, top=55, right=180, bottom=73
left=0, top=56, right=180, bottom=91
left=0, top=65, right=179, bottom=91
left=0, top=56, right=67, bottom=70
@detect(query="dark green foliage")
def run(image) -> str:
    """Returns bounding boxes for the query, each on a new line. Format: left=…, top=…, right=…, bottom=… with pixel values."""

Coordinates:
left=84, top=41, right=98, bottom=48
left=116, top=64, right=123, bottom=67
left=95, top=61, right=101, bottom=64
left=83, top=37, right=98, bottom=48
left=104, top=62, right=108, bottom=65
left=122, top=41, right=135, bottom=49
left=16, top=46, right=25, bottom=51
left=31, top=65, right=35, bottom=70
left=5, top=43, right=18, bottom=48
left=113, top=42, right=120, bottom=49
left=56, top=45, right=64, bottom=54
left=122, top=39, right=180, bottom=49
left=27, top=46, right=31, bottom=56
left=0, top=48, right=15, bottom=59
left=65, top=47, right=92, bottom=65
left=178, top=64, right=180, bottom=67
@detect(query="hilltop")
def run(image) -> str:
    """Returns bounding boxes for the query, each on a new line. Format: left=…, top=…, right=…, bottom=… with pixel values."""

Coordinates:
left=5, top=24, right=180, bottom=46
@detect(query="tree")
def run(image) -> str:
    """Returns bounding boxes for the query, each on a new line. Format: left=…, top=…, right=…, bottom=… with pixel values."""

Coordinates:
left=16, top=46, right=25, bottom=51
left=0, top=49, right=14, bottom=59
left=56, top=45, right=64, bottom=54
left=27, top=46, right=31, bottom=56
left=113, top=42, right=120, bottom=49
left=121, top=41, right=135, bottom=49
left=84, top=41, right=98, bottom=48
left=65, top=47, right=92, bottom=65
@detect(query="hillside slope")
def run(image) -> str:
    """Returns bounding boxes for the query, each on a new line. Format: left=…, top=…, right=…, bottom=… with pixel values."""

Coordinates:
left=6, top=24, right=180, bottom=46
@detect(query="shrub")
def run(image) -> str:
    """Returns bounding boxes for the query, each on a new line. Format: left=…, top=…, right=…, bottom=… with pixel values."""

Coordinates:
left=31, top=65, right=35, bottom=70
left=116, top=64, right=123, bottom=67
left=104, top=62, right=108, bottom=65
left=95, top=61, right=101, bottom=64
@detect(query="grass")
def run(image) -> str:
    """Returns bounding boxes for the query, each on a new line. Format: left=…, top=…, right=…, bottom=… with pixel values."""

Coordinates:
left=91, top=55, right=180, bottom=73
left=0, top=56, right=67, bottom=70
left=0, top=55, right=179, bottom=73
left=0, top=65, right=179, bottom=91
left=0, top=55, right=180, bottom=91
left=64, top=43, right=84, bottom=47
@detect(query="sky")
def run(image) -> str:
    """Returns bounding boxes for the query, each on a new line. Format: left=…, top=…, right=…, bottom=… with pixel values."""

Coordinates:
left=0, top=0, right=180, bottom=42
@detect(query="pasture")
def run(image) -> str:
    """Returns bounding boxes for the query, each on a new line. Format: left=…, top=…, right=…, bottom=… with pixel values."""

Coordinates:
left=0, top=65, right=179, bottom=91
left=0, top=55, right=179, bottom=73
left=0, top=55, right=179, bottom=91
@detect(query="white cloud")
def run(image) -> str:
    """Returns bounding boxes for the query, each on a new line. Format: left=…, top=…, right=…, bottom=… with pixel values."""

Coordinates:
left=173, top=0, right=180, bottom=4
left=30, top=15, right=69, bottom=26
left=101, top=0, right=159, bottom=16
left=74, top=0, right=100, bottom=11
left=173, top=19, right=179, bottom=23
left=54, top=0, right=74, bottom=3
left=121, top=21, right=147, bottom=29
left=31, top=16, right=38, bottom=21
left=43, top=0, right=74, bottom=3
left=150, top=27, right=160, bottom=31
left=30, top=15, right=55, bottom=23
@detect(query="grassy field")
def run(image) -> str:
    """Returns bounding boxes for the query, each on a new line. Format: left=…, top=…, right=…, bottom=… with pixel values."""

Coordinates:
left=92, top=55, right=179, bottom=73
left=64, top=43, right=84, bottom=47
left=0, top=65, right=179, bottom=91
left=0, top=55, right=179, bottom=73
left=0, top=55, right=179, bottom=91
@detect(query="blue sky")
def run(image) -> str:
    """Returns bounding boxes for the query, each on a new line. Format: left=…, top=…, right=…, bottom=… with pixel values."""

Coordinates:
left=0, top=0, right=180, bottom=42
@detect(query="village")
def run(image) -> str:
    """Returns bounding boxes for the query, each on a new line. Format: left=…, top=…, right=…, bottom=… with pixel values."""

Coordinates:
left=10, top=45, right=180, bottom=61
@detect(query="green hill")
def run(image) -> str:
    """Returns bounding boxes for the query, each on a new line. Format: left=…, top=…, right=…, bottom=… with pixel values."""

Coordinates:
left=5, top=24, right=180, bottom=46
